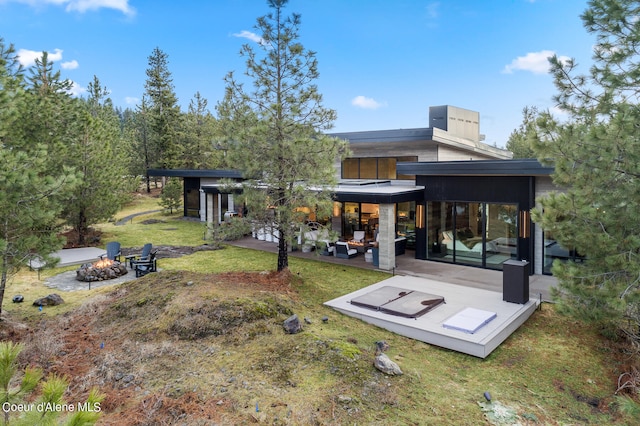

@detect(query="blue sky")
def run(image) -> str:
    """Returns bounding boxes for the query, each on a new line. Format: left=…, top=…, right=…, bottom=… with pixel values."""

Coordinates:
left=0, top=0, right=595, bottom=147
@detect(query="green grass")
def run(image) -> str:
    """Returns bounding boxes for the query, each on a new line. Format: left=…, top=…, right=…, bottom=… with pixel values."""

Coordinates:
left=5, top=194, right=639, bottom=425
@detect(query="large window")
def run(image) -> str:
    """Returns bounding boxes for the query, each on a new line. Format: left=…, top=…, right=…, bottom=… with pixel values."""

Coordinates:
left=543, top=231, right=585, bottom=275
left=336, top=202, right=415, bottom=243
left=426, top=201, right=518, bottom=270
left=341, top=156, right=417, bottom=180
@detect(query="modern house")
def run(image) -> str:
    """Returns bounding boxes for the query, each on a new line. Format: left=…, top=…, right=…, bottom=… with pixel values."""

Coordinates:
left=148, top=105, right=562, bottom=278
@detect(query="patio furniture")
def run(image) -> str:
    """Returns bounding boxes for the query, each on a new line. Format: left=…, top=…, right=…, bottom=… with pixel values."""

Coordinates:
left=132, top=250, right=158, bottom=277
left=318, top=240, right=336, bottom=256
left=101, top=242, right=121, bottom=262
left=125, top=243, right=153, bottom=268
left=350, top=230, right=365, bottom=243
left=335, top=241, right=358, bottom=259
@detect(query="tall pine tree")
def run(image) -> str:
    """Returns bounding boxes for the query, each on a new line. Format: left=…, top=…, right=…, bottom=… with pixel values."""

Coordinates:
left=217, top=0, right=348, bottom=272
left=0, top=39, right=77, bottom=314
left=144, top=47, right=181, bottom=170
left=532, top=0, right=640, bottom=339
left=62, top=76, right=134, bottom=244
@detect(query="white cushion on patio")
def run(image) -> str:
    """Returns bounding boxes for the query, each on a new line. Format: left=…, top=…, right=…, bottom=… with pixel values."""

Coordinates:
left=442, top=307, right=497, bottom=334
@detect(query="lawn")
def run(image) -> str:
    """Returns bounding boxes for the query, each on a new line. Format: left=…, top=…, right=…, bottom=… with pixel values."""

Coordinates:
left=2, top=194, right=638, bottom=425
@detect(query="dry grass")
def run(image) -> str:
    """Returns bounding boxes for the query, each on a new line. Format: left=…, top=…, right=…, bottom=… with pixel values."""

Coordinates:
left=1, top=193, right=638, bottom=424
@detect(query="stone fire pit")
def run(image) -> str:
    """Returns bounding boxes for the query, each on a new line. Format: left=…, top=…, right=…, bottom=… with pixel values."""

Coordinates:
left=76, top=258, right=128, bottom=282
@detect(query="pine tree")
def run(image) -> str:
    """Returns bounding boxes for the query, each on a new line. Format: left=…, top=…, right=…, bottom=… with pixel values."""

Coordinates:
left=217, top=0, right=348, bottom=272
left=0, top=39, right=78, bottom=315
left=505, top=106, right=539, bottom=158
left=180, top=92, right=222, bottom=169
left=144, top=47, right=181, bottom=169
left=62, top=76, right=134, bottom=245
left=532, top=0, right=640, bottom=338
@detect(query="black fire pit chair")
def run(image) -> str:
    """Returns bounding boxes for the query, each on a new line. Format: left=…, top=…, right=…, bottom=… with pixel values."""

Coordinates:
left=125, top=243, right=153, bottom=269
left=132, top=250, right=158, bottom=277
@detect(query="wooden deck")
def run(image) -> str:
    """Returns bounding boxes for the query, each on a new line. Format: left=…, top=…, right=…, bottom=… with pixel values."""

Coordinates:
left=324, top=275, right=539, bottom=358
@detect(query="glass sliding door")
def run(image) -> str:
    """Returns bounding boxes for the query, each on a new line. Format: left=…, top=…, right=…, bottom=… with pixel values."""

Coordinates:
left=427, top=201, right=455, bottom=263
left=426, top=201, right=519, bottom=270
left=485, top=203, right=518, bottom=270
left=451, top=202, right=484, bottom=267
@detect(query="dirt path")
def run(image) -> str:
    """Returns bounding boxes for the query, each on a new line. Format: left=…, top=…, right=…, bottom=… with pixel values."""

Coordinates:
left=115, top=209, right=163, bottom=226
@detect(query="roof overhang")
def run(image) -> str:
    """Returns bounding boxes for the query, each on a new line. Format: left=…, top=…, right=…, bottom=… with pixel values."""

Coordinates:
left=332, top=180, right=425, bottom=204
left=329, top=127, right=513, bottom=160
left=147, top=169, right=244, bottom=179
left=397, top=159, right=553, bottom=177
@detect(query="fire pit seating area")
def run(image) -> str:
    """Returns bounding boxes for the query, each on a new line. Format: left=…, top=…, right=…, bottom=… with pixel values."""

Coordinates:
left=76, top=257, right=128, bottom=283
left=126, top=243, right=158, bottom=277
left=75, top=242, right=159, bottom=284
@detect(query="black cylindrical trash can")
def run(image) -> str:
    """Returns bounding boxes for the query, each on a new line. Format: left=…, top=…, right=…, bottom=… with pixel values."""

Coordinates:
left=503, top=260, right=530, bottom=304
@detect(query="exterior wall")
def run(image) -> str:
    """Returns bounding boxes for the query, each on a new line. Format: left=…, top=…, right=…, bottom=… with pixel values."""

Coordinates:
left=437, top=146, right=505, bottom=162
left=348, top=142, right=438, bottom=160
left=429, top=105, right=480, bottom=141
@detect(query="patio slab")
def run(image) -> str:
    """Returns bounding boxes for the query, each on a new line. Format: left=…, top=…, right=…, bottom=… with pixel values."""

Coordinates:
left=324, top=275, right=539, bottom=358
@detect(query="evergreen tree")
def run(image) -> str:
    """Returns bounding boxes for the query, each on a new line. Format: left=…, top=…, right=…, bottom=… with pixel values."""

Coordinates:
left=159, top=177, right=183, bottom=214
left=0, top=342, right=103, bottom=425
left=532, top=0, right=640, bottom=339
left=0, top=39, right=78, bottom=315
left=217, top=0, right=349, bottom=272
left=21, top=51, right=78, bottom=175
left=62, top=76, right=135, bottom=244
left=132, top=97, right=155, bottom=192
left=144, top=47, right=181, bottom=170
left=505, top=106, right=539, bottom=158
left=180, top=92, right=222, bottom=169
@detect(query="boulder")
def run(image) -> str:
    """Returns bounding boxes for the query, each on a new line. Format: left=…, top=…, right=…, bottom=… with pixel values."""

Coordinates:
left=283, top=314, right=303, bottom=334
left=374, top=352, right=403, bottom=376
left=375, top=340, right=390, bottom=353
left=33, top=294, right=65, bottom=307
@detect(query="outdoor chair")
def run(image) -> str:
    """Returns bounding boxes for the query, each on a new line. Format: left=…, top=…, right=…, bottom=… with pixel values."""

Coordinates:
left=125, top=243, right=153, bottom=268
left=319, top=240, right=336, bottom=256
left=132, top=250, right=158, bottom=277
left=335, top=241, right=358, bottom=259
left=101, top=242, right=121, bottom=262
left=350, top=230, right=365, bottom=243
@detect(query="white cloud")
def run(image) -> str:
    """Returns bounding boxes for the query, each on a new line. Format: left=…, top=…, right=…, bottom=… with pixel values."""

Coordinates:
left=16, top=48, right=63, bottom=66
left=125, top=96, right=139, bottom=105
left=502, top=50, right=571, bottom=74
left=65, top=0, right=134, bottom=16
left=67, top=80, right=86, bottom=97
left=1, top=0, right=135, bottom=16
left=351, top=95, right=386, bottom=110
left=233, top=30, right=267, bottom=46
left=425, top=2, right=440, bottom=19
left=61, top=59, right=78, bottom=69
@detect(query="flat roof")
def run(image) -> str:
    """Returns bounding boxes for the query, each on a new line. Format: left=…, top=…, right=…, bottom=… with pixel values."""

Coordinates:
left=333, top=181, right=424, bottom=203
left=397, top=159, right=553, bottom=177
left=329, top=128, right=435, bottom=143
left=147, top=169, right=243, bottom=179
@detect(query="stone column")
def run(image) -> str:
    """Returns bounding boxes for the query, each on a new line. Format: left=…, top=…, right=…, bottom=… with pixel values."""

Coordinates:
left=206, top=193, right=214, bottom=225
left=378, top=203, right=396, bottom=271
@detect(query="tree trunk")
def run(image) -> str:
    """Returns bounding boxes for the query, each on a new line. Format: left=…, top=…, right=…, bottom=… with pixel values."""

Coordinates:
left=0, top=256, right=7, bottom=317
left=77, top=210, right=87, bottom=246
left=277, top=225, right=288, bottom=272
